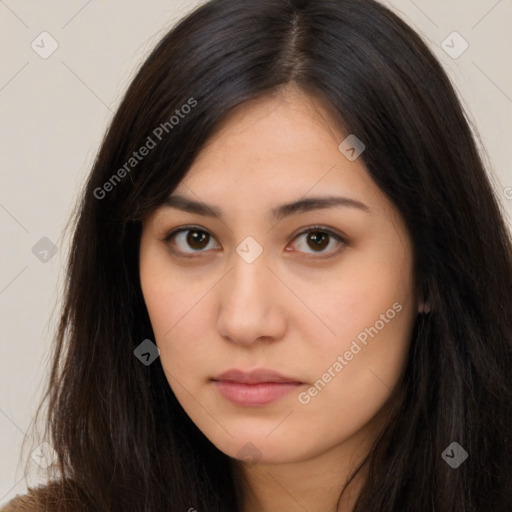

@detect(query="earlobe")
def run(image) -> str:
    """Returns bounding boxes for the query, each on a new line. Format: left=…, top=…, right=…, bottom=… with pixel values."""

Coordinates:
left=418, top=302, right=431, bottom=314
left=417, top=282, right=431, bottom=314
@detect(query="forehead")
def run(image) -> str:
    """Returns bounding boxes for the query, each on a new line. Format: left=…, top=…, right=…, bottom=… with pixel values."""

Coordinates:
left=174, top=89, right=381, bottom=209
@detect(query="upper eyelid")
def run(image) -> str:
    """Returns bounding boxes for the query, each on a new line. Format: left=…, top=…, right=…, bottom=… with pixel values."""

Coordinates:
left=163, top=224, right=345, bottom=240
left=162, top=224, right=214, bottom=242
left=163, top=225, right=347, bottom=252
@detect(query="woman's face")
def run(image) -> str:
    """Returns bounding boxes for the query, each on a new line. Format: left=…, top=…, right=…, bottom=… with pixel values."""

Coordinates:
left=139, top=88, right=420, bottom=465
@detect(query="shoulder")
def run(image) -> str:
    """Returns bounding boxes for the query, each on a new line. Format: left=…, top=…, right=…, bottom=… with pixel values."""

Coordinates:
left=0, top=487, right=48, bottom=512
left=0, top=492, right=40, bottom=512
left=0, top=481, right=91, bottom=512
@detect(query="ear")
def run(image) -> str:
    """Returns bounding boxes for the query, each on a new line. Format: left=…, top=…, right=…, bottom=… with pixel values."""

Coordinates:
left=417, top=282, right=431, bottom=314
left=418, top=301, right=431, bottom=314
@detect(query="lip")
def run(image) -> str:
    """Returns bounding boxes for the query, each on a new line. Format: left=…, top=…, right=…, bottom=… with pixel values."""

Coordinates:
left=212, top=369, right=303, bottom=407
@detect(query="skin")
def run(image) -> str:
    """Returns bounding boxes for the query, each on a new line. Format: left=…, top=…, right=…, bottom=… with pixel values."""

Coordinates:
left=139, top=86, right=424, bottom=512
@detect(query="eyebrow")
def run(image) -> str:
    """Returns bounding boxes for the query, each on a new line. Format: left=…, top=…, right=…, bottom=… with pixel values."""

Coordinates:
left=162, top=194, right=370, bottom=221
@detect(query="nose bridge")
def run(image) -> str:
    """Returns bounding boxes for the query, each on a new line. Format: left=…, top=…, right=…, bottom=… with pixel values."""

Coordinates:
left=223, top=228, right=269, bottom=299
left=226, top=247, right=270, bottom=310
left=216, top=245, right=285, bottom=344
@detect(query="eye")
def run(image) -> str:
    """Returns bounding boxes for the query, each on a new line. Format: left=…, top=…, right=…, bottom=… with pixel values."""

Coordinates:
left=288, top=227, right=347, bottom=257
left=163, top=226, right=220, bottom=256
left=162, top=225, right=347, bottom=258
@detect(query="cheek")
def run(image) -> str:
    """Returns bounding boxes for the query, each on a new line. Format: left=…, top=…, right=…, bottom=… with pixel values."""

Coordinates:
left=139, top=257, right=219, bottom=389
left=295, top=243, right=415, bottom=415
left=305, top=250, right=414, bottom=353
left=141, top=278, right=192, bottom=350
left=140, top=240, right=204, bottom=337
left=140, top=247, right=187, bottom=357
left=293, top=302, right=414, bottom=454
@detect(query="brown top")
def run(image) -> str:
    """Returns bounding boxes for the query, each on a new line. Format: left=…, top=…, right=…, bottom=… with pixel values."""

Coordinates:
left=0, top=482, right=90, bottom=512
left=0, top=492, right=41, bottom=512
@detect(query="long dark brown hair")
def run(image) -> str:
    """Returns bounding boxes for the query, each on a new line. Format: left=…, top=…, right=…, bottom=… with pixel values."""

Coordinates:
left=18, top=0, right=512, bottom=510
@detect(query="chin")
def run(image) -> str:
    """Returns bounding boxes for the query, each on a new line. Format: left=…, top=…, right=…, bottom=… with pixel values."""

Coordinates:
left=206, top=429, right=311, bottom=465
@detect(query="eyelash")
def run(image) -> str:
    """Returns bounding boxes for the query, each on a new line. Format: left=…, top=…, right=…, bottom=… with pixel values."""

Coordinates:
left=161, top=224, right=348, bottom=260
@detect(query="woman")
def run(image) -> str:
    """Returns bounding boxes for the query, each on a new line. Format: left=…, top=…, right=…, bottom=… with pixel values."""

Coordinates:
left=3, top=0, right=511, bottom=510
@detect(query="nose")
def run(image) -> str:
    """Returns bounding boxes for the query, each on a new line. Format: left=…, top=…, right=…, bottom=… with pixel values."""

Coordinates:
left=216, top=253, right=287, bottom=347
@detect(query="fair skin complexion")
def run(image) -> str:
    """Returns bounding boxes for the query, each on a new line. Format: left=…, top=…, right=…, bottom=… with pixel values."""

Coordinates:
left=139, top=86, right=423, bottom=512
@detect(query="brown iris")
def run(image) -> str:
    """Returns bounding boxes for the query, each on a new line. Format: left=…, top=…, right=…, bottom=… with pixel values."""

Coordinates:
left=307, top=231, right=329, bottom=251
left=187, top=230, right=209, bottom=250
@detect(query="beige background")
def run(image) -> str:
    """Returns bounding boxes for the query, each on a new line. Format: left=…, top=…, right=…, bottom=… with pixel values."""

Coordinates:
left=1, top=0, right=511, bottom=504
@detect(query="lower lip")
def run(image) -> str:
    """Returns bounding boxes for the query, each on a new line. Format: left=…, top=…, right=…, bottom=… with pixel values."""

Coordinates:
left=213, top=380, right=302, bottom=406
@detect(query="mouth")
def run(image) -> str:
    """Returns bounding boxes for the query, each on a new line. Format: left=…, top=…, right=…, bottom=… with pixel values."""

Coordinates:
left=211, top=369, right=304, bottom=407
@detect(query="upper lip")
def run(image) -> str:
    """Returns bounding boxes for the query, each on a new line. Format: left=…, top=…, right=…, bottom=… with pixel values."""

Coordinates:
left=212, top=369, right=302, bottom=384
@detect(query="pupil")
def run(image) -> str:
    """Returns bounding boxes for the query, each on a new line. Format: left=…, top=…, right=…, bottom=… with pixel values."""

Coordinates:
left=187, top=230, right=208, bottom=250
left=308, top=232, right=328, bottom=251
